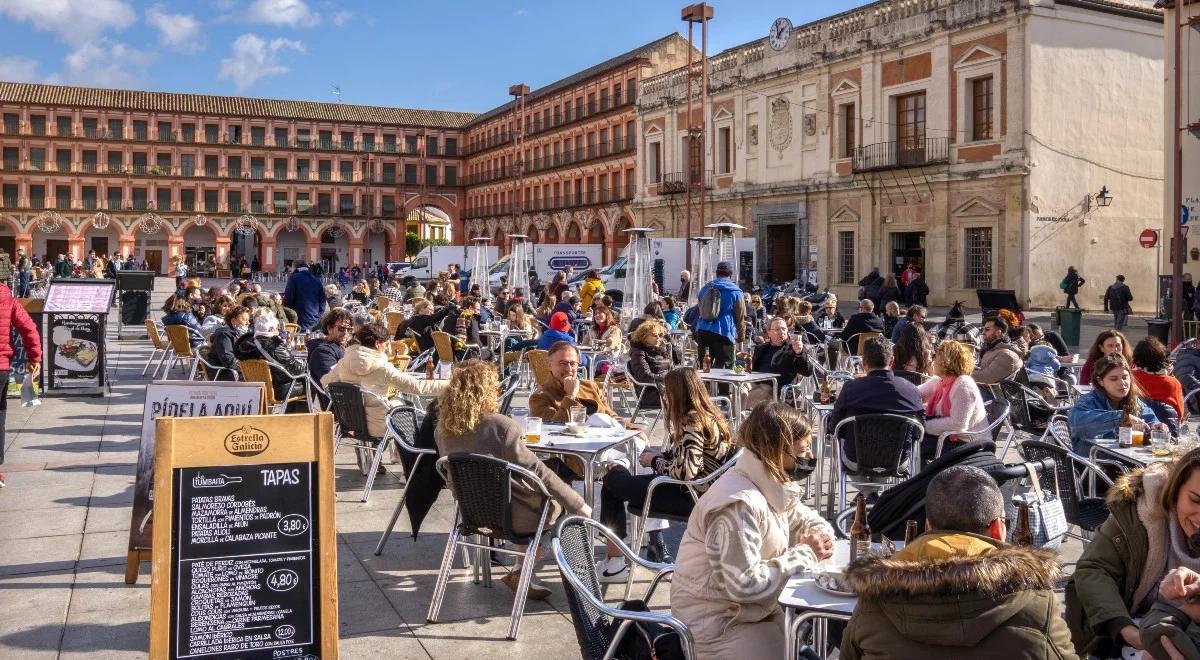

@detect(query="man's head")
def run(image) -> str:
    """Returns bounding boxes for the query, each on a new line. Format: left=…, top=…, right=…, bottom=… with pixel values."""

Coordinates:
left=319, top=309, right=354, bottom=347
left=925, top=465, right=1006, bottom=540
left=715, top=261, right=733, bottom=277
left=766, top=316, right=790, bottom=345
left=907, top=305, right=927, bottom=323
left=549, top=311, right=571, bottom=334
left=1116, top=274, right=1126, bottom=283
left=547, top=341, right=580, bottom=383
left=858, top=299, right=874, bottom=314
left=982, top=316, right=1009, bottom=343
left=861, top=336, right=893, bottom=371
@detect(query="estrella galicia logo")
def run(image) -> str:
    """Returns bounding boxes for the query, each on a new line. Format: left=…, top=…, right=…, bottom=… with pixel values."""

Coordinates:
left=548, top=255, right=592, bottom=271
left=223, top=425, right=269, bottom=457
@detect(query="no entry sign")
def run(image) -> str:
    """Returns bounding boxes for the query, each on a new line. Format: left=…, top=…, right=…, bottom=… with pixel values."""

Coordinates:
left=1140, top=229, right=1159, bottom=248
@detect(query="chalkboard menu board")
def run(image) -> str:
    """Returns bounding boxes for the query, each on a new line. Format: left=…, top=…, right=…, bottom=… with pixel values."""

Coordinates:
left=150, top=413, right=338, bottom=660
left=172, top=462, right=319, bottom=658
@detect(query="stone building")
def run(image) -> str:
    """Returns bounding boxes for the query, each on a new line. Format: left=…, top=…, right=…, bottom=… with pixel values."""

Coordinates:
left=634, top=0, right=1165, bottom=310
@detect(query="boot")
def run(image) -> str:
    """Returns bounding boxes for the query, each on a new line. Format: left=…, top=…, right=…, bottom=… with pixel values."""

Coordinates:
left=645, top=530, right=672, bottom=564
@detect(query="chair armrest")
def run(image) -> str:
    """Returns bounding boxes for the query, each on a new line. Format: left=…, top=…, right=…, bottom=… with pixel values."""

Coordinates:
left=1070, top=452, right=1116, bottom=487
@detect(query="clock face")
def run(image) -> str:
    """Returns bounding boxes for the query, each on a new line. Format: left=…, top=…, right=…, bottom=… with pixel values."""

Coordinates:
left=769, top=17, right=792, bottom=51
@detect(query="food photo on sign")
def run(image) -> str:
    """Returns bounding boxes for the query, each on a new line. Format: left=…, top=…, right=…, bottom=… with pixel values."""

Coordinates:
left=52, top=322, right=98, bottom=374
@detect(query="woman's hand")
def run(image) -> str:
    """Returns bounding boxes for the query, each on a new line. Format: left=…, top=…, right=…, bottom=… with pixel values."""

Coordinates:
left=1146, top=637, right=1186, bottom=660
left=1152, top=422, right=1171, bottom=434
left=638, top=449, right=657, bottom=468
left=1121, top=625, right=1144, bottom=650
left=797, top=530, right=834, bottom=561
left=1159, top=567, right=1200, bottom=601
left=1130, top=416, right=1149, bottom=431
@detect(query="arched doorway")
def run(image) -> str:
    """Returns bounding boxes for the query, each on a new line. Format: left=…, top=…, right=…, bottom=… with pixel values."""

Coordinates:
left=363, top=225, right=390, bottom=268
left=565, top=221, right=581, bottom=244
left=275, top=226, right=307, bottom=271
left=183, top=224, right=218, bottom=275
left=405, top=205, right=452, bottom=244
left=526, top=226, right=540, bottom=244
left=543, top=224, right=559, bottom=244
left=32, top=222, right=68, bottom=265
left=587, top=221, right=605, bottom=245
left=0, top=216, right=18, bottom=262
left=230, top=226, right=262, bottom=271
left=318, top=226, right=350, bottom=273
left=83, top=223, right=120, bottom=260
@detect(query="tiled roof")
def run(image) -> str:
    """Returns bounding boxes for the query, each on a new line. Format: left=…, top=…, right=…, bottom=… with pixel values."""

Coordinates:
left=0, top=82, right=480, bottom=129
left=466, top=33, right=691, bottom=126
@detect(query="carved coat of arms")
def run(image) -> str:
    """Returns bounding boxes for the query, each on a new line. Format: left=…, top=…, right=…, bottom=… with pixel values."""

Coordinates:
left=768, top=97, right=793, bottom=155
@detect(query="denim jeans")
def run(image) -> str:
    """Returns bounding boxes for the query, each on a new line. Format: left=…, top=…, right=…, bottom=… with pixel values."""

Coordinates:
left=1113, top=309, right=1129, bottom=331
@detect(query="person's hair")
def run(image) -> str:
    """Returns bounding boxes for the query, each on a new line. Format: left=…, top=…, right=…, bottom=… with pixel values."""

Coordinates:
left=224, top=305, right=251, bottom=326
left=715, top=262, right=733, bottom=276
left=946, top=301, right=967, bottom=321
left=353, top=322, right=390, bottom=348
left=824, top=295, right=838, bottom=307
left=1160, top=447, right=1200, bottom=513
left=894, top=323, right=932, bottom=374
left=883, top=274, right=896, bottom=288
left=861, top=337, right=893, bottom=370
left=537, top=294, right=557, bottom=313
left=251, top=308, right=279, bottom=333
left=935, top=340, right=976, bottom=377
left=460, top=295, right=480, bottom=310
left=631, top=319, right=666, bottom=345
left=738, top=402, right=812, bottom=483
left=767, top=316, right=789, bottom=333
left=169, top=296, right=191, bottom=313
left=884, top=301, right=900, bottom=315
left=1068, top=266, right=1077, bottom=274
left=325, top=284, right=338, bottom=295
left=587, top=269, right=599, bottom=278
left=643, top=301, right=664, bottom=319
left=1088, top=330, right=1133, bottom=364
left=984, top=315, right=1009, bottom=334
left=1091, top=355, right=1144, bottom=414
left=547, top=340, right=579, bottom=360
left=1117, top=274, right=1126, bottom=282
left=1025, top=322, right=1043, bottom=336
left=663, top=367, right=731, bottom=450
left=319, top=308, right=353, bottom=333
left=1133, top=337, right=1171, bottom=373
left=411, top=298, right=433, bottom=314
left=859, top=299, right=874, bottom=313
left=212, top=295, right=236, bottom=317
left=436, top=360, right=499, bottom=436
left=925, top=465, right=1004, bottom=535
left=906, top=305, right=927, bottom=320
left=797, top=300, right=813, bottom=316
left=662, top=294, right=677, bottom=311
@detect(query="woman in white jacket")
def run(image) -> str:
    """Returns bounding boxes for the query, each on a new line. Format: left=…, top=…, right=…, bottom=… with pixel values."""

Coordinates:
left=321, top=322, right=447, bottom=437
left=671, top=402, right=834, bottom=659
left=917, top=339, right=988, bottom=461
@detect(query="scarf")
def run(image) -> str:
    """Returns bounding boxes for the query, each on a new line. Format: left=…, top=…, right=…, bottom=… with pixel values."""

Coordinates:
left=926, top=375, right=957, bottom=418
left=795, top=314, right=813, bottom=325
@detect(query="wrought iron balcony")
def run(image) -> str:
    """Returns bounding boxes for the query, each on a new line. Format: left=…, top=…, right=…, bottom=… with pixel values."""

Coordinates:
left=852, top=137, right=950, bottom=172
left=659, top=170, right=713, bottom=194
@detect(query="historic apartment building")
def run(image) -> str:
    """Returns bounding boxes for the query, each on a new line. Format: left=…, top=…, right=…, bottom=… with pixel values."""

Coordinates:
left=634, top=0, right=1165, bottom=310
left=461, top=34, right=693, bottom=262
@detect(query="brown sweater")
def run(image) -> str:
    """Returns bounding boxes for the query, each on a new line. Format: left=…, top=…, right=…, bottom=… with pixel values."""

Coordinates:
left=529, top=376, right=617, bottom=422
left=435, top=413, right=586, bottom=535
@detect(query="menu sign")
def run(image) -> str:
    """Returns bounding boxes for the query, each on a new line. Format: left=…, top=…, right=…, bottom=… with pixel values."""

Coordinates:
left=149, top=413, right=338, bottom=660
left=44, top=280, right=115, bottom=313
left=47, top=314, right=103, bottom=389
left=172, top=462, right=318, bottom=658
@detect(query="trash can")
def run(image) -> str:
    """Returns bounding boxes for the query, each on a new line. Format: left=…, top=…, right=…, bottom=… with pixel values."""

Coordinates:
left=1147, top=318, right=1171, bottom=345
left=1059, top=307, right=1083, bottom=347
left=1051, top=306, right=1061, bottom=330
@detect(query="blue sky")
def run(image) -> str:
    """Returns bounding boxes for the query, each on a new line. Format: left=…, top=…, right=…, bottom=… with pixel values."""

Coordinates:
left=0, top=0, right=855, bottom=113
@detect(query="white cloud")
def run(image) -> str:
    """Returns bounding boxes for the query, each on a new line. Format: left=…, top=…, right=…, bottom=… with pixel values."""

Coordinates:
left=48, top=39, right=153, bottom=88
left=332, top=10, right=351, bottom=26
left=146, top=4, right=204, bottom=54
left=0, top=0, right=136, bottom=44
left=0, top=55, right=39, bottom=82
left=245, top=0, right=319, bottom=27
left=218, top=33, right=304, bottom=92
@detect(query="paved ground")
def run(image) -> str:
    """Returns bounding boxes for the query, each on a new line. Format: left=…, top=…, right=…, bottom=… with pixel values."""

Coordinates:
left=0, top=278, right=1138, bottom=658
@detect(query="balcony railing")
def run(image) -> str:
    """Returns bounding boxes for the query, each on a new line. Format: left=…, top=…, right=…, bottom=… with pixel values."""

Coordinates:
left=852, top=137, right=950, bottom=172
left=463, top=95, right=637, bottom=156
left=464, top=187, right=633, bottom=220
left=465, top=137, right=633, bottom=185
left=659, top=170, right=713, bottom=194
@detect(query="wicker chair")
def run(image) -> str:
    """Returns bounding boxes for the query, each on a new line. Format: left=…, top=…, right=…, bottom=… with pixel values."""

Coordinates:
left=427, top=453, right=552, bottom=641
left=374, top=295, right=392, bottom=311
left=552, top=515, right=694, bottom=659
left=143, top=320, right=171, bottom=378
left=282, top=322, right=300, bottom=335
left=846, top=331, right=882, bottom=356
left=1018, top=439, right=1113, bottom=540
left=374, top=406, right=430, bottom=555
left=163, top=325, right=200, bottom=379
left=237, top=359, right=304, bottom=414
left=526, top=349, right=551, bottom=387
left=386, top=311, right=406, bottom=337
left=326, top=381, right=396, bottom=502
left=431, top=331, right=457, bottom=364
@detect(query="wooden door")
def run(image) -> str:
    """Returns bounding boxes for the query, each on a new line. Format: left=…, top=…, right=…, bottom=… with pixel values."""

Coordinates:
left=767, top=224, right=795, bottom=283
left=144, top=250, right=162, bottom=274
left=46, top=239, right=69, bottom=262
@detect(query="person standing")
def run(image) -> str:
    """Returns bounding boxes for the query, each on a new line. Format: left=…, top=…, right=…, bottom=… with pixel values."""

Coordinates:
left=678, top=270, right=693, bottom=301
left=1184, top=273, right=1196, bottom=321
left=0, top=250, right=13, bottom=291
left=694, top=261, right=746, bottom=369
left=1104, top=274, right=1134, bottom=331
left=1062, top=266, right=1085, bottom=310
left=0, top=279, right=41, bottom=487
left=903, top=267, right=930, bottom=307
left=283, top=262, right=327, bottom=331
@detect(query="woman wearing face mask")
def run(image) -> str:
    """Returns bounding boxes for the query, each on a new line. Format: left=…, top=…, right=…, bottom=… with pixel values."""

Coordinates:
left=206, top=305, right=250, bottom=380
left=594, top=367, right=734, bottom=581
left=672, top=402, right=833, bottom=659
left=1068, top=354, right=1165, bottom=456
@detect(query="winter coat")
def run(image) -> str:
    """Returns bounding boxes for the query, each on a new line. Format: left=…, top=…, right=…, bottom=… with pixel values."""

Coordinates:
left=627, top=340, right=677, bottom=407
left=305, top=337, right=344, bottom=386
left=536, top=328, right=575, bottom=351
left=918, top=375, right=989, bottom=439
left=839, top=312, right=885, bottom=353
left=282, top=268, right=326, bottom=330
left=904, top=276, right=930, bottom=306
left=320, top=344, right=446, bottom=437
left=0, top=253, right=13, bottom=282
left=695, top=277, right=746, bottom=344
left=1133, top=371, right=1185, bottom=419
left=1173, top=346, right=1200, bottom=414
left=878, top=285, right=902, bottom=309
left=578, top=276, right=604, bottom=313
left=0, top=283, right=41, bottom=371
left=232, top=333, right=305, bottom=402
left=935, top=319, right=981, bottom=347
left=1066, top=464, right=1172, bottom=657
left=1067, top=388, right=1159, bottom=454
left=1064, top=271, right=1085, bottom=295
left=1026, top=344, right=1062, bottom=377
left=973, top=340, right=1024, bottom=384
left=1104, top=282, right=1134, bottom=312
left=162, top=311, right=205, bottom=347
left=751, top=341, right=813, bottom=392
left=671, top=452, right=833, bottom=659
left=529, top=376, right=617, bottom=422
left=205, top=325, right=241, bottom=378
left=842, top=531, right=1077, bottom=660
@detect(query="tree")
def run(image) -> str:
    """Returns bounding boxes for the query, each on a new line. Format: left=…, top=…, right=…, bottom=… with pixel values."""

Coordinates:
left=404, top=232, right=421, bottom=258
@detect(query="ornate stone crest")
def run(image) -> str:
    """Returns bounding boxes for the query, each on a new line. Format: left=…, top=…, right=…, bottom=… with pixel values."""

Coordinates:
left=768, top=97, right=793, bottom=155
left=747, top=125, right=759, bottom=146
left=803, top=113, right=816, bottom=137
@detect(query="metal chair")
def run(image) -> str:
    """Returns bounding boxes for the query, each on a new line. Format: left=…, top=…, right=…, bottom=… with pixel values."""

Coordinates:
left=498, top=376, right=520, bottom=415
left=999, top=379, right=1069, bottom=439
left=624, top=370, right=665, bottom=435
left=846, top=331, right=881, bottom=356
left=374, top=406, right=431, bottom=555
left=831, top=414, right=924, bottom=519
left=163, top=325, right=201, bottom=379
left=195, top=352, right=238, bottom=382
left=427, top=453, right=552, bottom=641
left=1184, top=388, right=1200, bottom=422
left=326, top=381, right=397, bottom=502
left=553, top=516, right=694, bottom=659
left=142, top=320, right=171, bottom=377
left=1018, top=439, right=1113, bottom=540
left=893, top=369, right=928, bottom=386
left=933, top=399, right=1013, bottom=459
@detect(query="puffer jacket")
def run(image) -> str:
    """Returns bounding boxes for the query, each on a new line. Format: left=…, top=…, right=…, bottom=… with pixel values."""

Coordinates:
left=205, top=324, right=241, bottom=378
left=320, top=344, right=446, bottom=437
left=0, top=283, right=41, bottom=370
left=162, top=311, right=205, bottom=347
left=1172, top=345, right=1200, bottom=414
left=1066, top=464, right=1170, bottom=657
left=627, top=339, right=677, bottom=407
left=578, top=276, right=604, bottom=312
left=843, top=531, right=1077, bottom=659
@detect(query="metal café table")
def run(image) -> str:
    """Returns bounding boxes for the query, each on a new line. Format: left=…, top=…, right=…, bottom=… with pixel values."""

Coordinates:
left=577, top=345, right=612, bottom=380
left=1084, top=437, right=1173, bottom=470
left=525, top=423, right=641, bottom=505
left=698, top=368, right=779, bottom=420
left=780, top=539, right=857, bottom=660
left=805, top=400, right=837, bottom=516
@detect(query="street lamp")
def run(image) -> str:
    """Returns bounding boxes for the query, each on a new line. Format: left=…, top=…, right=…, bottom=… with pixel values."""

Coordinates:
left=1095, top=186, right=1113, bottom=207
left=706, top=222, right=746, bottom=269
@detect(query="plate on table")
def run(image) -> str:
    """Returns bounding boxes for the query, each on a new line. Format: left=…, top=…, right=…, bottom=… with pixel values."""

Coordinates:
left=55, top=338, right=99, bottom=371
left=813, top=570, right=854, bottom=596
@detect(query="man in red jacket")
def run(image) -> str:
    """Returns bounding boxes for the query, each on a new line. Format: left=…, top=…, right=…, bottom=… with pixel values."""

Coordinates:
left=0, top=282, right=42, bottom=487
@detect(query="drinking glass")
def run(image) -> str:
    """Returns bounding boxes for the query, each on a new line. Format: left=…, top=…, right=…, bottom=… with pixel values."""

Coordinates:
left=1150, top=428, right=1169, bottom=447
left=569, top=405, right=587, bottom=426
left=524, top=417, right=542, bottom=444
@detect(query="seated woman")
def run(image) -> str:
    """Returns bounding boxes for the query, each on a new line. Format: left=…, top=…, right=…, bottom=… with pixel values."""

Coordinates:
left=671, top=402, right=833, bottom=659
left=588, top=303, right=623, bottom=352
left=1067, top=449, right=1200, bottom=658
left=347, top=280, right=371, bottom=306
left=917, top=340, right=988, bottom=460
left=790, top=300, right=825, bottom=346
left=434, top=360, right=590, bottom=600
left=207, top=305, right=250, bottom=380
left=162, top=295, right=205, bottom=348
left=816, top=295, right=845, bottom=329
left=892, top=322, right=933, bottom=384
left=595, top=367, right=733, bottom=580
left=232, top=309, right=306, bottom=403
left=324, top=283, right=344, bottom=309
left=1069, top=354, right=1165, bottom=455
left=321, top=322, right=447, bottom=438
left=200, top=295, right=235, bottom=337
left=1080, top=329, right=1133, bottom=385
left=502, top=303, right=540, bottom=353
left=626, top=320, right=680, bottom=408
left=1132, top=337, right=1185, bottom=420
left=662, top=295, right=682, bottom=330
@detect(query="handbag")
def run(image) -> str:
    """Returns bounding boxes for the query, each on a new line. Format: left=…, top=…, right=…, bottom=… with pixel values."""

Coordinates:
left=1011, top=462, right=1067, bottom=549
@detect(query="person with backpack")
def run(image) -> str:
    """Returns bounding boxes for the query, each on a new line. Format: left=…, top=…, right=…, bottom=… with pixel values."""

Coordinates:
left=1103, top=274, right=1134, bottom=331
left=1061, top=266, right=1085, bottom=310
left=694, top=261, right=745, bottom=369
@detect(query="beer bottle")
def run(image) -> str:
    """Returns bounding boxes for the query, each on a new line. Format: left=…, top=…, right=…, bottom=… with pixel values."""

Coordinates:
left=904, top=519, right=919, bottom=545
left=1118, top=411, right=1134, bottom=448
left=425, top=358, right=435, bottom=381
left=703, top=354, right=712, bottom=373
left=849, top=493, right=870, bottom=561
left=1013, top=503, right=1034, bottom=547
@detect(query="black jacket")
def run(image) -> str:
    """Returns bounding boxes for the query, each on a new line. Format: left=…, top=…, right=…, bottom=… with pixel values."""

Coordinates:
left=816, top=310, right=845, bottom=329
left=793, top=318, right=825, bottom=346
left=903, top=277, right=929, bottom=306
left=1063, top=271, right=1085, bottom=295
left=305, top=337, right=345, bottom=385
left=827, top=369, right=925, bottom=462
left=232, top=333, right=305, bottom=401
left=402, top=304, right=456, bottom=349
left=1104, top=282, right=1133, bottom=312
left=879, top=286, right=902, bottom=308
left=839, top=312, right=886, bottom=353
left=1174, top=346, right=1200, bottom=414
left=627, top=340, right=680, bottom=407
left=206, top=325, right=241, bottom=378
left=402, top=401, right=443, bottom=538
left=751, top=342, right=813, bottom=392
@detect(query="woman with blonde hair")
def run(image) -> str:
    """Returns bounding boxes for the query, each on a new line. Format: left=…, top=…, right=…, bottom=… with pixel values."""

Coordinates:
left=671, top=402, right=833, bottom=658
left=434, top=360, right=589, bottom=599
left=595, top=366, right=734, bottom=580
left=917, top=340, right=989, bottom=460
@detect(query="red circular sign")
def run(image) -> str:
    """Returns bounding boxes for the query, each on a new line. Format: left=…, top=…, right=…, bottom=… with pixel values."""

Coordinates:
left=1140, top=229, right=1159, bottom=248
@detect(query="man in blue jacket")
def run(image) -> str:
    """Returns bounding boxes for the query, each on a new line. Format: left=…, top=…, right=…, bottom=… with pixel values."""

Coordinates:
left=694, top=261, right=745, bottom=369
left=283, top=263, right=327, bottom=331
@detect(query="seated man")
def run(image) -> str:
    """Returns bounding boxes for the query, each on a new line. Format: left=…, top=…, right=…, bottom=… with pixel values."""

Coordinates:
left=839, top=298, right=885, bottom=354
left=826, top=337, right=924, bottom=472
left=842, top=465, right=1075, bottom=659
left=974, top=315, right=1024, bottom=385
left=529, top=341, right=618, bottom=422
left=746, top=316, right=813, bottom=407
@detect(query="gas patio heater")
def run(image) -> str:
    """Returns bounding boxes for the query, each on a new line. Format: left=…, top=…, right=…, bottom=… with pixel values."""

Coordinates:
left=506, top=234, right=534, bottom=302
left=707, top=222, right=746, bottom=272
left=687, top=236, right=714, bottom=308
left=468, top=237, right=492, bottom=304
left=622, top=227, right=656, bottom=322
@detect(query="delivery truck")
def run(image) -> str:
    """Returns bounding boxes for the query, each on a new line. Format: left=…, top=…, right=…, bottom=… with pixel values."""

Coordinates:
left=403, top=245, right=498, bottom=282
left=572, top=238, right=756, bottom=306
left=486, top=244, right=603, bottom=291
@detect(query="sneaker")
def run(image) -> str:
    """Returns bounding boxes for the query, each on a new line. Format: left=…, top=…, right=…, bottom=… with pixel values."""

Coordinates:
left=500, top=571, right=551, bottom=600
left=596, top=557, right=629, bottom=583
